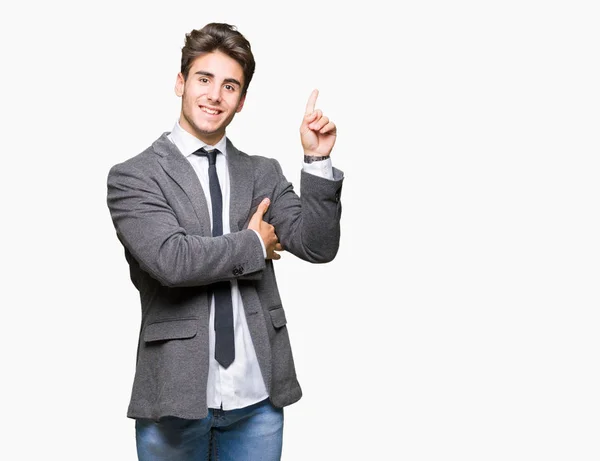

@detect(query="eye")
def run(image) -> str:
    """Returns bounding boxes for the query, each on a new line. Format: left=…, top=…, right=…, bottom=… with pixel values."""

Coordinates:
left=199, top=77, right=209, bottom=84
left=224, top=84, right=237, bottom=91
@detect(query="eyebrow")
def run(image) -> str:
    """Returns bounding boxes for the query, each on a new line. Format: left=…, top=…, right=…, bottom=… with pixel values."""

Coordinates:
left=194, top=71, right=242, bottom=88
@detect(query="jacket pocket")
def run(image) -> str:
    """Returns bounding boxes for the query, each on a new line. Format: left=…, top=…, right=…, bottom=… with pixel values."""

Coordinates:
left=268, top=306, right=287, bottom=329
left=143, top=318, right=198, bottom=342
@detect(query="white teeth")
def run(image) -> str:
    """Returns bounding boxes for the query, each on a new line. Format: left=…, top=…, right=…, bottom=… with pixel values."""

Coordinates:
left=201, top=107, right=219, bottom=115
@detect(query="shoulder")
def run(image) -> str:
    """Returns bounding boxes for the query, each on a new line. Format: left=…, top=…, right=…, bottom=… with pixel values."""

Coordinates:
left=227, top=139, right=282, bottom=173
left=108, top=133, right=172, bottom=177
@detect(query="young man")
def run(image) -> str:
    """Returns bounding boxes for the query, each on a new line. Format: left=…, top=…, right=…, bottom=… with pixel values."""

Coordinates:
left=106, top=23, right=343, bottom=460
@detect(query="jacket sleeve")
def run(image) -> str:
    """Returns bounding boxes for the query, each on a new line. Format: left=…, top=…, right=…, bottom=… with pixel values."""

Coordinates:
left=266, top=159, right=344, bottom=263
left=107, top=161, right=266, bottom=287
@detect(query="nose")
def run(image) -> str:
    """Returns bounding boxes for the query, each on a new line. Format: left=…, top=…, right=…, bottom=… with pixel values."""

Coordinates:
left=207, top=84, right=222, bottom=103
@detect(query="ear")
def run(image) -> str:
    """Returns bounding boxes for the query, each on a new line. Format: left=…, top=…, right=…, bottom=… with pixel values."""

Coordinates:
left=236, top=93, right=246, bottom=113
left=175, top=72, right=185, bottom=97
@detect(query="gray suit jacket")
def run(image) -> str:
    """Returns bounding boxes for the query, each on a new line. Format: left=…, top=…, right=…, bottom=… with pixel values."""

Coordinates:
left=106, top=133, right=343, bottom=420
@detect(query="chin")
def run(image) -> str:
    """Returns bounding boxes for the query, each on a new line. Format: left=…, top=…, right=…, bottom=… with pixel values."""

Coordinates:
left=193, top=121, right=221, bottom=135
left=193, top=126, right=223, bottom=142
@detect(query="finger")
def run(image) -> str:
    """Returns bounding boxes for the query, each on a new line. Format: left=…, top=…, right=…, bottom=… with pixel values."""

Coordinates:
left=274, top=243, right=284, bottom=252
left=319, top=121, right=337, bottom=135
left=253, top=198, right=270, bottom=218
left=304, top=89, right=319, bottom=115
left=303, top=110, right=319, bottom=123
left=300, top=111, right=318, bottom=134
left=271, top=251, right=281, bottom=260
left=309, top=114, right=329, bottom=131
left=307, top=109, right=322, bottom=124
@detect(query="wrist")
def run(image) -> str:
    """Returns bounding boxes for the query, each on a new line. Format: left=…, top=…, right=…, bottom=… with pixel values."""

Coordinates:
left=303, top=154, right=330, bottom=164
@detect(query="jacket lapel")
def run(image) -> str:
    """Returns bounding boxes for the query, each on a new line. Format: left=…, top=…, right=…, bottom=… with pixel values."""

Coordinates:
left=226, top=139, right=254, bottom=233
left=153, top=133, right=211, bottom=236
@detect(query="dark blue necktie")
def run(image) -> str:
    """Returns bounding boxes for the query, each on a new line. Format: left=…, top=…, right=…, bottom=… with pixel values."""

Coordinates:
left=193, top=147, right=235, bottom=368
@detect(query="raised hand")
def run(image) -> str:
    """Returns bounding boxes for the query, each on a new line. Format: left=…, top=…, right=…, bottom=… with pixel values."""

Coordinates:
left=248, top=198, right=283, bottom=260
left=300, top=89, right=337, bottom=157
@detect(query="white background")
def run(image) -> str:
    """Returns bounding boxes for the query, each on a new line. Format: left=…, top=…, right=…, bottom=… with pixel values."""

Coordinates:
left=1, top=0, right=599, bottom=459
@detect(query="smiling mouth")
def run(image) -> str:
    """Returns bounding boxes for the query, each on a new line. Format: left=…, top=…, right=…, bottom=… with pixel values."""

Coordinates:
left=200, top=106, right=222, bottom=115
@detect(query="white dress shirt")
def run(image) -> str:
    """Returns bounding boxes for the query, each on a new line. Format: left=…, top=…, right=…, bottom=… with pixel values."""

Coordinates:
left=168, top=121, right=333, bottom=410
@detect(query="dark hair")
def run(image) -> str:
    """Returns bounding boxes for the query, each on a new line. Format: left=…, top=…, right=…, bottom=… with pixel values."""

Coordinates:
left=181, top=23, right=255, bottom=95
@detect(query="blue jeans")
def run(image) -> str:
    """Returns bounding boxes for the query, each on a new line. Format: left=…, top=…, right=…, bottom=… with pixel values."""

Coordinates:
left=135, top=399, right=284, bottom=461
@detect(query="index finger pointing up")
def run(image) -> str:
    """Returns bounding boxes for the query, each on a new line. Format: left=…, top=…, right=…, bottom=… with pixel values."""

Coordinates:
left=305, top=89, right=319, bottom=115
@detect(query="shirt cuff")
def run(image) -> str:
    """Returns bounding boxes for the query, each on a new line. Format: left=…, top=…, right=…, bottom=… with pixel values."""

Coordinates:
left=250, top=229, right=267, bottom=258
left=302, top=157, right=334, bottom=180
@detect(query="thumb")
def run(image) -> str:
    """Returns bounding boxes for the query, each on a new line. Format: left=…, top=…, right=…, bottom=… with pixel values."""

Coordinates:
left=252, top=198, right=270, bottom=220
left=300, top=111, right=318, bottom=131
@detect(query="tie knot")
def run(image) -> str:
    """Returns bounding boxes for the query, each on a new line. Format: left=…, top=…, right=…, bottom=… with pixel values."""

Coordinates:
left=194, top=147, right=220, bottom=165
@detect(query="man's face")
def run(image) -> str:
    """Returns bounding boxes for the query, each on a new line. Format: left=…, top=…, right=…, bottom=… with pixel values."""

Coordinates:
left=175, top=51, right=246, bottom=145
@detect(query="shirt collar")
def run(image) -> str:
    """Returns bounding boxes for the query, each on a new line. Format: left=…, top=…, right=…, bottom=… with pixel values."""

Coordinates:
left=170, top=121, right=228, bottom=158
